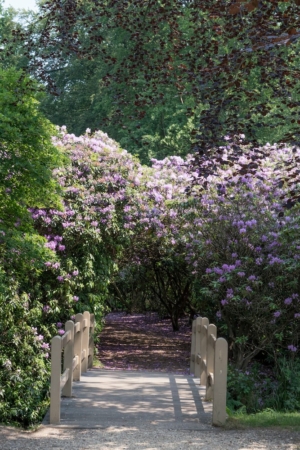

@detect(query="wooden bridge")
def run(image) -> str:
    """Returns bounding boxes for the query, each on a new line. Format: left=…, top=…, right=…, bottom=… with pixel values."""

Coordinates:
left=46, top=313, right=227, bottom=430
left=44, top=368, right=213, bottom=431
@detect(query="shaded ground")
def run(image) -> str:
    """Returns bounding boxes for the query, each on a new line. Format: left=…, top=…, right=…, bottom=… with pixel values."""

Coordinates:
left=97, top=312, right=191, bottom=374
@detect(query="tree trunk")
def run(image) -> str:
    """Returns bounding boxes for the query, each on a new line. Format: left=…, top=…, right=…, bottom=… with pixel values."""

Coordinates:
left=171, top=313, right=180, bottom=331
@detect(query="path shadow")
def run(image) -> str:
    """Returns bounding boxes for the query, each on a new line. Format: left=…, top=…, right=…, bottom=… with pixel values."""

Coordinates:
left=43, top=368, right=213, bottom=430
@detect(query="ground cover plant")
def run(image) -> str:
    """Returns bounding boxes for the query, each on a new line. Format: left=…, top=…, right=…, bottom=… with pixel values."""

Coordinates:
left=226, top=409, right=300, bottom=431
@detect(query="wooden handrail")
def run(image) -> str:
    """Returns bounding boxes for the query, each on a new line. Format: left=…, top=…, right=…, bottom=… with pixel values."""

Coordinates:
left=190, top=317, right=228, bottom=426
left=50, top=311, right=95, bottom=424
left=60, top=369, right=69, bottom=390
left=61, top=329, right=71, bottom=348
left=74, top=321, right=81, bottom=333
left=72, top=355, right=79, bottom=371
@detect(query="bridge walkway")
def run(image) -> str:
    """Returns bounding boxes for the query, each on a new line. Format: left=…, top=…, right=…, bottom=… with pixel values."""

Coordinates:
left=43, top=368, right=212, bottom=431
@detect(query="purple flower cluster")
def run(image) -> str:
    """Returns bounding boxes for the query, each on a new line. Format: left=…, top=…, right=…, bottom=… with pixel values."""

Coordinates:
left=28, top=128, right=300, bottom=363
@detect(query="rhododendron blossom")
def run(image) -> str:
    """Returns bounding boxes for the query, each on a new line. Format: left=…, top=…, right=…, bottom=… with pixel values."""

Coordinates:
left=26, top=128, right=300, bottom=367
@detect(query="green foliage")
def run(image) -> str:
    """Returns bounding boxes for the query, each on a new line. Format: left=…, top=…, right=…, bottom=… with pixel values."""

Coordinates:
left=271, top=357, right=300, bottom=411
left=0, top=274, right=50, bottom=428
left=0, top=2, right=31, bottom=69
left=0, top=66, right=64, bottom=228
left=4, top=0, right=300, bottom=165
left=38, top=57, right=197, bottom=164
left=226, top=409, right=300, bottom=430
left=0, top=65, right=65, bottom=310
left=227, top=364, right=259, bottom=413
left=0, top=66, right=66, bottom=427
left=227, top=358, right=300, bottom=414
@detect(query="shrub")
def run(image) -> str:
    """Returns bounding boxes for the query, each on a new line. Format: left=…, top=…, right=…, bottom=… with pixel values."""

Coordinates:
left=182, top=141, right=300, bottom=369
left=0, top=275, right=50, bottom=427
left=227, top=356, right=300, bottom=413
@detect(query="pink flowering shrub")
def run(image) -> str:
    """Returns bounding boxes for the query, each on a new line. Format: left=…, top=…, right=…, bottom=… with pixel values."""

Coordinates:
left=2, top=117, right=300, bottom=422
left=182, top=142, right=300, bottom=369
left=30, top=128, right=141, bottom=327
left=25, top=129, right=300, bottom=369
left=101, top=136, right=300, bottom=362
left=110, top=154, right=196, bottom=330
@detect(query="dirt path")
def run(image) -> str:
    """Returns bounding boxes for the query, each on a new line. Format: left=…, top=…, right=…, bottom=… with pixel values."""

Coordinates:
left=97, top=312, right=191, bottom=374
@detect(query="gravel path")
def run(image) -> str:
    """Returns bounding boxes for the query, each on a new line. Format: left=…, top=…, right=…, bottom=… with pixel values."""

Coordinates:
left=0, top=424, right=299, bottom=449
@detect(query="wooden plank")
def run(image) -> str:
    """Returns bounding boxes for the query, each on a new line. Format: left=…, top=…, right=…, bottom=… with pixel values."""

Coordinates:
left=74, top=313, right=83, bottom=381
left=60, top=368, right=69, bottom=390
left=190, top=320, right=196, bottom=374
left=194, top=317, right=202, bottom=378
left=50, top=336, right=62, bottom=424
left=61, top=329, right=71, bottom=348
left=72, top=355, right=79, bottom=371
left=205, top=324, right=217, bottom=401
left=82, top=312, right=90, bottom=373
left=62, top=321, right=74, bottom=397
left=212, top=338, right=228, bottom=426
left=199, top=318, right=209, bottom=385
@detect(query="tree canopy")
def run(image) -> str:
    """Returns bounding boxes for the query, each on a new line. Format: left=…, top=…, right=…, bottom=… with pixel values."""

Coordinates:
left=3, top=0, right=300, bottom=155
left=0, top=67, right=63, bottom=229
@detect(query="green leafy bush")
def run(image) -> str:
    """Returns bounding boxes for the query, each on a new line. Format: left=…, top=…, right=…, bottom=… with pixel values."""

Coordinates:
left=0, top=274, right=50, bottom=427
left=227, top=357, right=300, bottom=414
left=0, top=67, right=64, bottom=427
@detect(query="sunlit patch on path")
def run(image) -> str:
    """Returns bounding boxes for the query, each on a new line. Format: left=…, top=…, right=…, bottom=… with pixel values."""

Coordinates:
left=43, top=369, right=212, bottom=430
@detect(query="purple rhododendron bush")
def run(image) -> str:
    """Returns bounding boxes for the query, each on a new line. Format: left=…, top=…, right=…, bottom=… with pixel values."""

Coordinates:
left=185, top=142, right=300, bottom=367
left=1, top=124, right=300, bottom=426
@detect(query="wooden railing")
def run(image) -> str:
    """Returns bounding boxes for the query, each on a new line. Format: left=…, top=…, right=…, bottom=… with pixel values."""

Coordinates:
left=50, top=311, right=95, bottom=424
left=190, top=316, right=228, bottom=426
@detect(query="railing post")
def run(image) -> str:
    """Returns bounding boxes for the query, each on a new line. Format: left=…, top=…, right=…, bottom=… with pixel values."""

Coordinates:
left=194, top=316, right=202, bottom=378
left=88, top=313, right=95, bottom=369
left=62, top=321, right=74, bottom=397
left=212, top=337, right=228, bottom=426
left=74, top=313, right=83, bottom=381
left=205, top=324, right=217, bottom=401
left=82, top=311, right=90, bottom=374
left=50, top=336, right=62, bottom=424
left=199, top=317, right=209, bottom=385
left=190, top=320, right=196, bottom=375
left=49, top=310, right=96, bottom=425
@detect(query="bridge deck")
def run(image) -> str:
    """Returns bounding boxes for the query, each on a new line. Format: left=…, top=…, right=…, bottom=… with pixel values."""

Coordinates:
left=43, top=368, right=212, bottom=431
